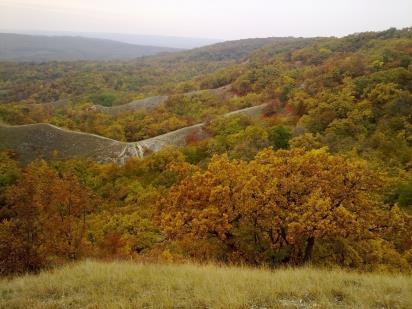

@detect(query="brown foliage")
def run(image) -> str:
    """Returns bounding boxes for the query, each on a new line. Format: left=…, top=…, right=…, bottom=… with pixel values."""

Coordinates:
left=0, top=161, right=96, bottom=274
left=185, top=131, right=201, bottom=145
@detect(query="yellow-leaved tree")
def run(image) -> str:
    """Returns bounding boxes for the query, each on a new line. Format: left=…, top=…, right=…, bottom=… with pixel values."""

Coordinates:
left=159, top=148, right=410, bottom=268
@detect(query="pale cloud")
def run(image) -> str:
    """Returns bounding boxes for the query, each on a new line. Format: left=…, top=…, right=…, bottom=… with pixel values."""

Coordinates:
left=0, top=0, right=411, bottom=39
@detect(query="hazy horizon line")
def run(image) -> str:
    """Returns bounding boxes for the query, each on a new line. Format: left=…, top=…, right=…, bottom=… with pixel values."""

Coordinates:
left=0, top=28, right=222, bottom=41
left=2, top=25, right=411, bottom=42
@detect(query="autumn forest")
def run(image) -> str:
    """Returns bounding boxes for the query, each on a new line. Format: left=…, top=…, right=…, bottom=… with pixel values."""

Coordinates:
left=1, top=27, right=412, bottom=279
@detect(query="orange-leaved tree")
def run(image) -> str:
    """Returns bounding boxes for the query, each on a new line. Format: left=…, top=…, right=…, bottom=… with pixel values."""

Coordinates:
left=158, top=148, right=407, bottom=267
left=0, top=160, right=95, bottom=274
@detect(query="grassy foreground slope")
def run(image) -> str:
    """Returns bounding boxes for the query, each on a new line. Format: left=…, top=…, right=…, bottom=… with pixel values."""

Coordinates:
left=0, top=261, right=411, bottom=308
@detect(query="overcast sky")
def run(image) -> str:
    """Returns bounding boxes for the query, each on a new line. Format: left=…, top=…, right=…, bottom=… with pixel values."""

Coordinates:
left=0, top=0, right=411, bottom=39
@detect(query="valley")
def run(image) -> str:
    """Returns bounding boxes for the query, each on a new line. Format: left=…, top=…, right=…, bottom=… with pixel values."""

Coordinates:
left=0, top=99, right=269, bottom=163
left=0, top=26, right=411, bottom=308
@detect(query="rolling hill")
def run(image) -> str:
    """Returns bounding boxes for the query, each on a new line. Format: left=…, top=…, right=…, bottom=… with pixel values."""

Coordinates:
left=94, top=85, right=233, bottom=114
left=0, top=123, right=142, bottom=164
left=1, top=28, right=411, bottom=305
left=0, top=36, right=315, bottom=103
left=0, top=33, right=180, bottom=62
left=0, top=102, right=268, bottom=163
left=153, top=36, right=315, bottom=62
left=19, top=31, right=221, bottom=49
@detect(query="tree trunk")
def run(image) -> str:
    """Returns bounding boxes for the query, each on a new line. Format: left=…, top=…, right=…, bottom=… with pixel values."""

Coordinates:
left=303, top=236, right=315, bottom=263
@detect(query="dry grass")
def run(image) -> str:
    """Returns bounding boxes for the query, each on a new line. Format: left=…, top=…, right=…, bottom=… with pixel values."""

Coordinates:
left=0, top=260, right=411, bottom=308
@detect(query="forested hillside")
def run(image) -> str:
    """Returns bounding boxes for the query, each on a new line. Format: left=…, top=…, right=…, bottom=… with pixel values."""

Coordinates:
left=0, top=33, right=179, bottom=61
left=0, top=37, right=312, bottom=104
left=0, top=28, right=411, bottom=276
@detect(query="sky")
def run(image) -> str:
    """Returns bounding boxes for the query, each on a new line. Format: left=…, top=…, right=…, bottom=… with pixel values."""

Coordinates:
left=0, top=0, right=411, bottom=40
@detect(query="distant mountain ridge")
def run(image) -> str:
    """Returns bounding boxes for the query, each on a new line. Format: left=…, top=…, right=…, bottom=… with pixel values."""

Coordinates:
left=0, top=33, right=180, bottom=62
left=13, top=31, right=222, bottom=49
